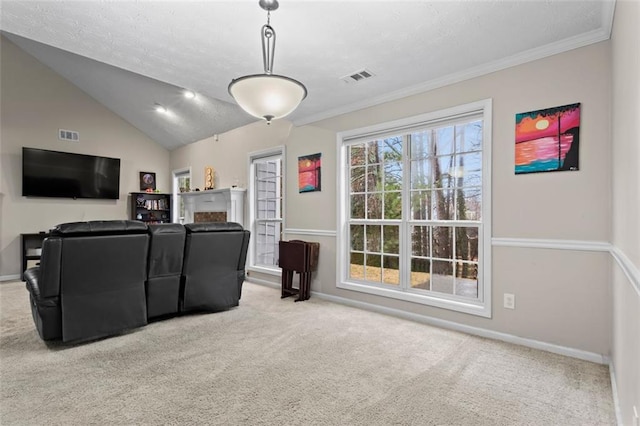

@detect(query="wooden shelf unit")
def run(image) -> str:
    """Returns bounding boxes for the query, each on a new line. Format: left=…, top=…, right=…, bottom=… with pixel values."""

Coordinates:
left=21, top=232, right=50, bottom=281
left=130, top=192, right=172, bottom=224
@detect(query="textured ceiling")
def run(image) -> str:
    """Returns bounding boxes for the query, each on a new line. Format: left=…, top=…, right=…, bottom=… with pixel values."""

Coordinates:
left=0, top=1, right=615, bottom=151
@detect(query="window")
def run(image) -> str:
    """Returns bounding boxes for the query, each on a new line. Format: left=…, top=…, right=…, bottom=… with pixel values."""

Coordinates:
left=172, top=167, right=191, bottom=223
left=249, top=147, right=285, bottom=273
left=337, top=100, right=492, bottom=317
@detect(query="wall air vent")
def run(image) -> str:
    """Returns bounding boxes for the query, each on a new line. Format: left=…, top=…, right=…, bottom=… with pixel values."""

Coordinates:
left=340, top=68, right=375, bottom=84
left=59, top=129, right=79, bottom=142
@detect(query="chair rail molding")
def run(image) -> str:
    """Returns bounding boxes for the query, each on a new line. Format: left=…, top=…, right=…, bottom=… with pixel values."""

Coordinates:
left=492, top=237, right=640, bottom=297
left=491, top=237, right=611, bottom=252
left=610, top=246, right=640, bottom=297
left=284, top=228, right=336, bottom=237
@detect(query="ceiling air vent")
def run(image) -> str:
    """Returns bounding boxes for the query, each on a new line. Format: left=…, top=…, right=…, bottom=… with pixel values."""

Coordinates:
left=340, top=68, right=375, bottom=84
left=58, top=129, right=79, bottom=142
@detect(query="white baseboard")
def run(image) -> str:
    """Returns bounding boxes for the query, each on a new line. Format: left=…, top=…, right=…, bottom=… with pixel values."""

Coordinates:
left=609, top=361, right=623, bottom=426
left=247, top=278, right=606, bottom=364
left=246, top=277, right=279, bottom=289
left=311, top=291, right=607, bottom=364
left=0, top=274, right=20, bottom=282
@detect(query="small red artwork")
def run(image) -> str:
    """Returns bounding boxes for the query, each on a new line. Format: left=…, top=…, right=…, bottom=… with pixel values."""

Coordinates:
left=298, top=153, right=321, bottom=193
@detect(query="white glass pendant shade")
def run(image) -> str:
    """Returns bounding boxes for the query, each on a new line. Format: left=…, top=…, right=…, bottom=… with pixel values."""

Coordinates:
left=229, top=74, right=307, bottom=123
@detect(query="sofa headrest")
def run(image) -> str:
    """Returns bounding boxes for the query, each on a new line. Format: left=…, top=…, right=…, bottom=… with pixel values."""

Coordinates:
left=184, top=222, right=244, bottom=233
left=148, top=223, right=186, bottom=236
left=51, top=220, right=148, bottom=236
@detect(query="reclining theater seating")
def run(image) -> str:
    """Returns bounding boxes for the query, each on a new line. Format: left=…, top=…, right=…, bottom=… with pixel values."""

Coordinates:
left=24, top=220, right=250, bottom=343
left=146, top=223, right=186, bottom=319
left=181, top=222, right=250, bottom=312
left=24, top=220, right=149, bottom=342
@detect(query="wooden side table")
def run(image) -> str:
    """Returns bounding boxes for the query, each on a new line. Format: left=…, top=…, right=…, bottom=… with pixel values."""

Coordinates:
left=21, top=232, right=49, bottom=281
left=279, top=240, right=319, bottom=302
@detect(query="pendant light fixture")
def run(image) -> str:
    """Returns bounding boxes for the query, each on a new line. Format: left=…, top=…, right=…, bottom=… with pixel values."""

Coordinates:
left=228, top=0, right=307, bottom=125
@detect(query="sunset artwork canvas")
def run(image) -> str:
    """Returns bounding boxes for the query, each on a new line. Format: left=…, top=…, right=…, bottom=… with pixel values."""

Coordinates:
left=515, top=103, right=580, bottom=174
left=298, top=153, right=321, bottom=193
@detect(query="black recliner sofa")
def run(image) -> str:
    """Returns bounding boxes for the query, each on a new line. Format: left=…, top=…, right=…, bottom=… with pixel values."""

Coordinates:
left=24, top=220, right=250, bottom=343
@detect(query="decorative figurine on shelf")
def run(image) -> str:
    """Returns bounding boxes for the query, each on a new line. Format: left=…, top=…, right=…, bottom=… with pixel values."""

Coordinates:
left=204, top=166, right=215, bottom=190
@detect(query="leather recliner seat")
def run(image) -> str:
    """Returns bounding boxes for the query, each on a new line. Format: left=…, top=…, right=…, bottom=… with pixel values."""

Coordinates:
left=25, top=220, right=149, bottom=342
left=24, top=220, right=250, bottom=343
left=182, top=222, right=250, bottom=313
left=146, top=223, right=186, bottom=319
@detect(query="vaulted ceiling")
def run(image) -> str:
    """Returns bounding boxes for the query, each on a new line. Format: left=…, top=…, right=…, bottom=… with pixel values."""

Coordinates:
left=0, top=1, right=615, bottom=150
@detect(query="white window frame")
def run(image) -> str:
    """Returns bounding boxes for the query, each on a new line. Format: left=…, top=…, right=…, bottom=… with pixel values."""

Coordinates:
left=336, top=99, right=492, bottom=317
left=247, top=146, right=286, bottom=276
left=172, top=166, right=191, bottom=224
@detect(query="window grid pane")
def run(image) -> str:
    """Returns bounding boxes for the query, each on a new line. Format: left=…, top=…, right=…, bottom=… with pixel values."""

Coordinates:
left=348, top=137, right=404, bottom=288
left=347, top=117, right=483, bottom=302
left=252, top=154, right=283, bottom=269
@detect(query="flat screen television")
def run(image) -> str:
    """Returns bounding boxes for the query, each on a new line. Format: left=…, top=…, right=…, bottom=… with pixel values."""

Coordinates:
left=22, top=147, right=121, bottom=200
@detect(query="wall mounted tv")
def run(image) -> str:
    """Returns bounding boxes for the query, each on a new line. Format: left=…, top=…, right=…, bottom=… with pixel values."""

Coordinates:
left=22, top=147, right=121, bottom=200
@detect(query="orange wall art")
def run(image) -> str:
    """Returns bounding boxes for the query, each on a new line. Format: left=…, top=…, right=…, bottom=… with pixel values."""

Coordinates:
left=515, top=103, right=580, bottom=174
left=298, top=153, right=321, bottom=193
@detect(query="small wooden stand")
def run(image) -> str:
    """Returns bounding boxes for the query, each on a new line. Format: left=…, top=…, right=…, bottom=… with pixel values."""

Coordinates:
left=279, top=240, right=319, bottom=302
left=21, top=232, right=50, bottom=281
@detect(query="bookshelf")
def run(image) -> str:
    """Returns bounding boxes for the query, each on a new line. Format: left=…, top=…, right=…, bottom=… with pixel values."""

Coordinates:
left=130, top=192, right=172, bottom=224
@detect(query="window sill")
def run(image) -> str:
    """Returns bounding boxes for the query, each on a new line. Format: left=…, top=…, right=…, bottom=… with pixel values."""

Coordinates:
left=337, top=280, right=491, bottom=318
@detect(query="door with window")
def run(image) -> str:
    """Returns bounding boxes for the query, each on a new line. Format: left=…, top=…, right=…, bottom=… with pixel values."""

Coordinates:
left=249, top=148, right=284, bottom=272
left=172, top=168, right=191, bottom=223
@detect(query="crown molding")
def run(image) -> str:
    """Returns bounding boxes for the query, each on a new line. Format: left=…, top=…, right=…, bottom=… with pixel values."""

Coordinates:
left=295, top=4, right=615, bottom=127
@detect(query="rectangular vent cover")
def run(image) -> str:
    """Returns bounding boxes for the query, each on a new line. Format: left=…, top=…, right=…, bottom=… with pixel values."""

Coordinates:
left=341, top=68, right=375, bottom=84
left=59, top=129, right=79, bottom=142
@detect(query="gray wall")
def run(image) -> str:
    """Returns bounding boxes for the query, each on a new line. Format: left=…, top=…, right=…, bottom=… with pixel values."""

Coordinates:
left=610, top=1, right=640, bottom=424
left=303, top=42, right=612, bottom=356
left=172, top=41, right=613, bottom=357
left=0, top=36, right=171, bottom=278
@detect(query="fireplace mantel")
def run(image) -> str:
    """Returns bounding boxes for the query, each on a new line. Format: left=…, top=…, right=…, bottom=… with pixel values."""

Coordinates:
left=179, top=188, right=246, bottom=227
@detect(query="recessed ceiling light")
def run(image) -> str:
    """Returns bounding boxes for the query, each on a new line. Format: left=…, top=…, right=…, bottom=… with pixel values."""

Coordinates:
left=154, top=104, right=168, bottom=113
left=183, top=90, right=196, bottom=99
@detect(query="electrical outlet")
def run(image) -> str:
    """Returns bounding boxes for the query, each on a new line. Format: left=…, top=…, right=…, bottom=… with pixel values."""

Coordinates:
left=503, top=293, right=515, bottom=309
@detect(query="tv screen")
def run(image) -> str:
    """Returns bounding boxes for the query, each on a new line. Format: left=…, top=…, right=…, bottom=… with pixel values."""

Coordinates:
left=22, top=147, right=121, bottom=200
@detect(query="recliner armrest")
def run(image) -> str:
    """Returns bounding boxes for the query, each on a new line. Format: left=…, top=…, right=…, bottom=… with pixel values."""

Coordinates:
left=24, top=267, right=42, bottom=299
left=24, top=267, right=57, bottom=307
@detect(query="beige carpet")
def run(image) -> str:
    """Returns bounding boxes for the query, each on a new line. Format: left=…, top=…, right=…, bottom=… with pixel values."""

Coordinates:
left=0, top=280, right=615, bottom=425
